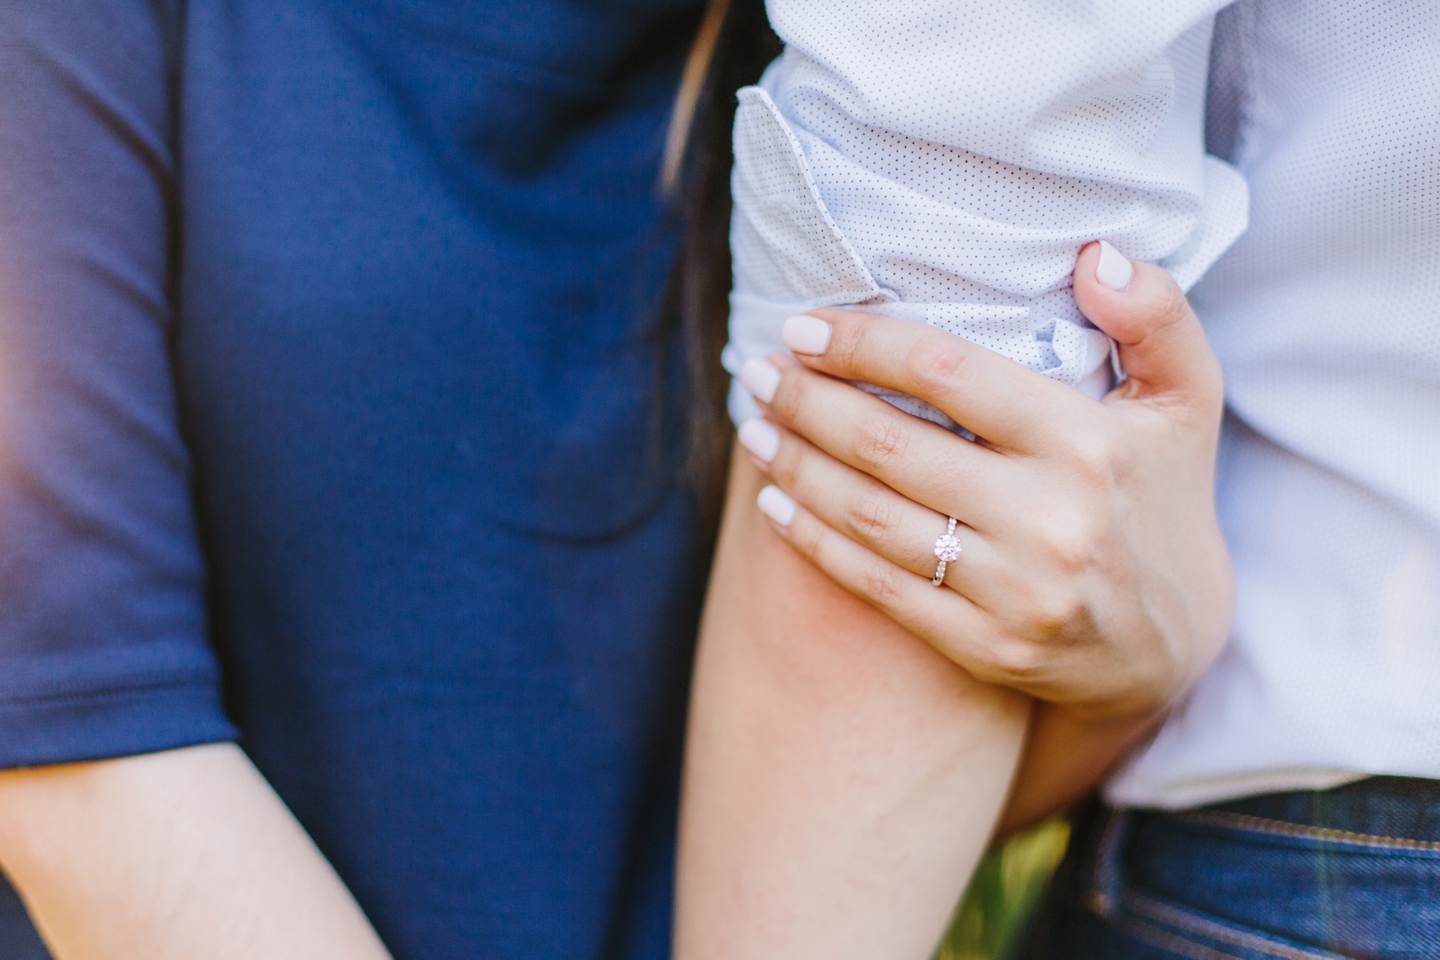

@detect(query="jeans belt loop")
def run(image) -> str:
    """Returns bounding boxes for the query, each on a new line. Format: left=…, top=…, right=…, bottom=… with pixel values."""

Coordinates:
left=1087, top=807, right=1132, bottom=919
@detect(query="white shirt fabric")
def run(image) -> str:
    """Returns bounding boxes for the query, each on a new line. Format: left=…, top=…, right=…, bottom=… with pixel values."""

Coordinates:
left=723, top=0, right=1248, bottom=429
left=726, top=0, right=1440, bottom=809
left=1107, top=0, right=1440, bottom=808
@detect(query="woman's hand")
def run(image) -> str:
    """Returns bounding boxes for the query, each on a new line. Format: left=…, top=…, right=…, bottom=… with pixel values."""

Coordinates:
left=734, top=243, right=1234, bottom=722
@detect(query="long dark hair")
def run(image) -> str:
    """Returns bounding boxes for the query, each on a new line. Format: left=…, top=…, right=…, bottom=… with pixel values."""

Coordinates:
left=663, top=0, right=780, bottom=529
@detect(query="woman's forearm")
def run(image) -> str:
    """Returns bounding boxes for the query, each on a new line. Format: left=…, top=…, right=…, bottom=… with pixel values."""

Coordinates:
left=0, top=742, right=392, bottom=960
left=674, top=457, right=1030, bottom=960
left=998, top=706, right=1164, bottom=837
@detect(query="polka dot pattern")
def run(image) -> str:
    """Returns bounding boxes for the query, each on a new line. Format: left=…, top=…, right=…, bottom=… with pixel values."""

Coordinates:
left=724, top=2, right=1248, bottom=430
left=1110, top=0, right=1440, bottom=806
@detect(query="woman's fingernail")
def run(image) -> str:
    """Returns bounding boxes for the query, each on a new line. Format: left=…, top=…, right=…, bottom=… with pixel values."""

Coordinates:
left=756, top=485, right=796, bottom=526
left=782, top=314, right=832, bottom=355
left=1095, top=240, right=1134, bottom=291
left=739, top=358, right=781, bottom=404
left=738, top=418, right=780, bottom=462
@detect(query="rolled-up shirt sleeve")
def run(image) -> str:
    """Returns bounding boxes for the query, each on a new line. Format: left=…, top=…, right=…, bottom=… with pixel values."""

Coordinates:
left=724, top=0, right=1246, bottom=428
left=767, top=0, right=1232, bottom=169
left=0, top=0, right=236, bottom=767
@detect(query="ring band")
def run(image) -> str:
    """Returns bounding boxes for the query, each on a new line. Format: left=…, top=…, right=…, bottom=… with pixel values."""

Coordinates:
left=932, top=517, right=962, bottom=586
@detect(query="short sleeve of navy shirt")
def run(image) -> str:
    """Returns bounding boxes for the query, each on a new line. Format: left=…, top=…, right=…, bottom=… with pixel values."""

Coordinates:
left=0, top=2, right=708, bottom=959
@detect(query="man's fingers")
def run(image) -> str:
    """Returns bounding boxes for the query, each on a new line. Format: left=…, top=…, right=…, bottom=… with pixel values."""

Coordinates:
left=781, top=308, right=1091, bottom=454
left=1072, top=241, right=1224, bottom=410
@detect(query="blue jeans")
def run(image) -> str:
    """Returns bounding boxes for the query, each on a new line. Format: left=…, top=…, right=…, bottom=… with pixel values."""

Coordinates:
left=1021, top=777, right=1440, bottom=959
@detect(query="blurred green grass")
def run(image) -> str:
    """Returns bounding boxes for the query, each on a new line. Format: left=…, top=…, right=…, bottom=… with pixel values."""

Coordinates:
left=933, top=817, right=1070, bottom=960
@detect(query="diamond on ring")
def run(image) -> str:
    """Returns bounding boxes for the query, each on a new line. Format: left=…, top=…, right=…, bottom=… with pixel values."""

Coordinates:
left=932, top=517, right=961, bottom=586
left=934, top=534, right=962, bottom=563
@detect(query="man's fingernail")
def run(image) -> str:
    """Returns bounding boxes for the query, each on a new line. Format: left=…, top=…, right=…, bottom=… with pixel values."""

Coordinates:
left=756, top=485, right=796, bottom=526
left=782, top=314, right=832, bottom=355
left=1095, top=240, right=1134, bottom=291
left=739, top=358, right=781, bottom=404
left=738, top=418, right=781, bottom=462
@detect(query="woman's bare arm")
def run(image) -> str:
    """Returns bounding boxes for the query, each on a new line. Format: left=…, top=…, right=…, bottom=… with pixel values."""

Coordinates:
left=0, top=743, right=392, bottom=960
left=730, top=248, right=1233, bottom=842
left=674, top=456, right=1029, bottom=960
left=997, top=706, right=1163, bottom=836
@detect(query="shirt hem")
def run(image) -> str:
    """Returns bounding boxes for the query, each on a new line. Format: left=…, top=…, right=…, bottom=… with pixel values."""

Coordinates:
left=0, top=676, right=238, bottom=770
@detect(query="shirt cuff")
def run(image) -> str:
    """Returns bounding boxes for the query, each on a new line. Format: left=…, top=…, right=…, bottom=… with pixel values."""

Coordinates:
left=0, top=641, right=237, bottom=769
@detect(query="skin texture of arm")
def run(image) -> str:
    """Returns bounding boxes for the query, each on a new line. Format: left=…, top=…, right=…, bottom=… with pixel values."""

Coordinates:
left=673, top=455, right=1030, bottom=960
left=998, top=705, right=1163, bottom=836
left=735, top=246, right=1233, bottom=838
left=0, top=743, right=393, bottom=960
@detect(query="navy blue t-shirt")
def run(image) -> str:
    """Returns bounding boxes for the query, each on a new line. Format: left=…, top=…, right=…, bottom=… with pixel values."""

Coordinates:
left=0, top=2, right=708, bottom=957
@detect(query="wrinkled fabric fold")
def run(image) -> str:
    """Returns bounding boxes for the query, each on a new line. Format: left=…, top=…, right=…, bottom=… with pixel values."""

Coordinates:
left=725, top=10, right=1247, bottom=433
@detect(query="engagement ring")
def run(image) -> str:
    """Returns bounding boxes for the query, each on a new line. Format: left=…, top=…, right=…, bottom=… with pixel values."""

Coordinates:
left=932, top=517, right=961, bottom=586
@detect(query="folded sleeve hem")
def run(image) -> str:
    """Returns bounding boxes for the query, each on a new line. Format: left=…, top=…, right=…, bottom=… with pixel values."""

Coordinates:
left=0, top=677, right=237, bottom=770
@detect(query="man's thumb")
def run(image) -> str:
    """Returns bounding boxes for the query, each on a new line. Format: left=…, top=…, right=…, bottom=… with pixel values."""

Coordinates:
left=1073, top=241, right=1223, bottom=409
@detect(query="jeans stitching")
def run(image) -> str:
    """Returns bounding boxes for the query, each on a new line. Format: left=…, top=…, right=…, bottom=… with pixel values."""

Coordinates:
left=1122, top=890, right=1353, bottom=960
left=1089, top=808, right=1130, bottom=916
left=1111, top=910, right=1251, bottom=960
left=1175, top=810, right=1440, bottom=852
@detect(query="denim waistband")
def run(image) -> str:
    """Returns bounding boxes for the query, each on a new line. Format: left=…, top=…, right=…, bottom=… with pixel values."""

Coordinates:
left=1195, top=776, right=1440, bottom=844
left=1059, top=776, right=1440, bottom=959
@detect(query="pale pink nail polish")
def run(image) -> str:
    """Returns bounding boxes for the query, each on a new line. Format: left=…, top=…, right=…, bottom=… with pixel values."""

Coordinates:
left=738, top=418, right=780, bottom=462
left=739, top=358, right=781, bottom=404
left=782, top=314, right=832, bottom=355
left=756, top=485, right=796, bottom=526
left=1095, top=240, right=1134, bottom=291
